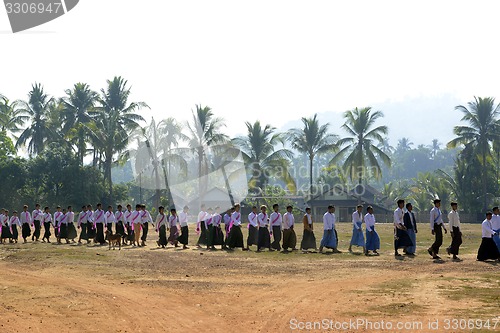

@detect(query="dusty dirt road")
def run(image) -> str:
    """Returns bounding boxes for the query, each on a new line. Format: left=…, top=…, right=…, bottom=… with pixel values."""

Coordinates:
left=0, top=223, right=498, bottom=333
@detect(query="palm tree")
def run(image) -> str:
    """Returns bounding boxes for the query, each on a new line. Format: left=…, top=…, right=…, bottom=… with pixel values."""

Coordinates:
left=0, top=95, right=28, bottom=137
left=234, top=121, right=296, bottom=195
left=396, top=137, right=414, bottom=153
left=288, top=114, right=337, bottom=196
left=158, top=117, right=188, bottom=204
left=61, top=83, right=98, bottom=165
left=16, top=83, right=56, bottom=156
left=95, top=76, right=147, bottom=202
left=330, top=107, right=391, bottom=194
left=377, top=136, right=394, bottom=155
left=186, top=105, right=228, bottom=198
left=429, top=139, right=441, bottom=159
left=447, top=96, right=500, bottom=209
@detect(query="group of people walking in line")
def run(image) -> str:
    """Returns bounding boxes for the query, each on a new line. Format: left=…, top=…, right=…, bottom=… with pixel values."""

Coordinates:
left=0, top=200, right=499, bottom=261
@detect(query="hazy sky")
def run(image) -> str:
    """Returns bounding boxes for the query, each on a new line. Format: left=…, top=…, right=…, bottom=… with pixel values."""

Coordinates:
left=2, top=0, right=500, bottom=146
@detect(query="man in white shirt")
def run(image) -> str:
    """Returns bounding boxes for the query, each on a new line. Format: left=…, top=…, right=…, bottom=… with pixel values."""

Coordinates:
left=319, top=205, right=340, bottom=253
left=282, top=205, right=297, bottom=252
left=227, top=203, right=245, bottom=250
left=42, top=206, right=52, bottom=243
left=178, top=206, right=189, bottom=249
left=105, top=205, right=116, bottom=235
left=446, top=202, right=462, bottom=261
left=140, top=204, right=152, bottom=247
left=477, top=211, right=500, bottom=261
left=491, top=206, right=500, bottom=253
left=257, top=205, right=272, bottom=251
left=269, top=204, right=282, bottom=251
left=93, top=203, right=107, bottom=245
left=246, top=206, right=258, bottom=250
left=130, top=204, right=142, bottom=246
left=394, top=199, right=412, bottom=257
left=428, top=199, right=447, bottom=260
left=20, top=205, right=32, bottom=243
left=31, top=203, right=42, bottom=242
left=349, top=205, right=365, bottom=254
left=77, top=205, right=88, bottom=244
left=364, top=206, right=380, bottom=255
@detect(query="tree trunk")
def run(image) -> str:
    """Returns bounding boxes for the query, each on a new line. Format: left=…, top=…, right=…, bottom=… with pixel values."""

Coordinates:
left=309, top=155, right=314, bottom=199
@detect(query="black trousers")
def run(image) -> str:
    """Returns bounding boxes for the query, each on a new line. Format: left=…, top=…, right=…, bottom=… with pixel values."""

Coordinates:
left=141, top=222, right=149, bottom=241
left=33, top=220, right=41, bottom=240
left=107, top=223, right=113, bottom=234
left=431, top=224, right=443, bottom=254
left=271, top=226, right=281, bottom=250
left=447, top=226, right=462, bottom=255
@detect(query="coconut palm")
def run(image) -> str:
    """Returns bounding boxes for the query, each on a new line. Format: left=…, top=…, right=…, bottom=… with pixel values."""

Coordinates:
left=396, top=137, right=414, bottom=153
left=61, top=83, right=98, bottom=165
left=94, top=76, right=148, bottom=201
left=330, top=107, right=391, bottom=190
left=0, top=95, right=28, bottom=137
left=447, top=96, right=500, bottom=209
left=16, top=83, right=56, bottom=156
left=288, top=114, right=337, bottom=196
left=234, top=121, right=296, bottom=194
left=186, top=105, right=228, bottom=197
left=429, top=139, right=441, bottom=159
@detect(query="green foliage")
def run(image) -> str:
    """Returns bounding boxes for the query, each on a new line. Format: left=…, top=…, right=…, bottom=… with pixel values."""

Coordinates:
left=0, top=130, right=15, bottom=160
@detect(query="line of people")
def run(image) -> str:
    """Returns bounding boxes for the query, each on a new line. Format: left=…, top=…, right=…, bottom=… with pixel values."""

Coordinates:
left=1, top=201, right=499, bottom=261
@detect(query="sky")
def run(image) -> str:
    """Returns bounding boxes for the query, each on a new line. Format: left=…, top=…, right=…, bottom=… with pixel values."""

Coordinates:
left=2, top=0, right=500, bottom=147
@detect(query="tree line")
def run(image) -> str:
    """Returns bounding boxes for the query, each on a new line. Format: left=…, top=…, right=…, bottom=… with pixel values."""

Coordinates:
left=1, top=79, right=499, bottom=213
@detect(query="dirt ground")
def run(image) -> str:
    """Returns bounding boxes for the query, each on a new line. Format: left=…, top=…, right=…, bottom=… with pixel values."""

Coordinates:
left=0, top=223, right=498, bottom=333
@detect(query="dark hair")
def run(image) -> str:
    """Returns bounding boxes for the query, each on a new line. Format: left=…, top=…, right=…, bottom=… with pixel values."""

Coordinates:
left=158, top=206, right=164, bottom=210
left=170, top=208, right=176, bottom=213
left=286, top=205, right=293, bottom=209
left=451, top=202, right=458, bottom=207
left=405, top=203, right=412, bottom=209
left=492, top=206, right=499, bottom=211
left=486, top=211, right=493, bottom=216
left=117, top=205, right=122, bottom=209
left=356, top=205, right=363, bottom=209
left=433, top=199, right=441, bottom=204
left=367, top=205, right=373, bottom=212
left=397, top=199, right=405, bottom=205
left=273, top=204, right=279, bottom=209
left=328, top=205, right=334, bottom=209
left=305, top=207, right=311, bottom=212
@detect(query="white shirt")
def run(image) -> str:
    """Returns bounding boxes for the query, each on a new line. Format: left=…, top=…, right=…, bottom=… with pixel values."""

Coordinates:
left=283, top=212, right=294, bottom=229
left=43, top=212, right=52, bottom=224
left=86, top=210, right=94, bottom=223
left=257, top=212, right=268, bottom=227
left=482, top=219, right=496, bottom=238
left=168, top=215, right=178, bottom=228
left=248, top=212, right=258, bottom=227
left=269, top=212, right=282, bottom=227
left=156, top=213, right=167, bottom=227
left=93, top=209, right=106, bottom=224
left=78, top=211, right=88, bottom=226
left=9, top=216, right=21, bottom=227
left=448, top=210, right=461, bottom=229
left=130, top=210, right=141, bottom=225
left=179, top=211, right=188, bottom=227
left=197, top=211, right=207, bottom=223
left=124, top=210, right=132, bottom=225
left=352, top=210, right=363, bottom=229
left=67, top=211, right=75, bottom=223
left=105, top=211, right=116, bottom=223
left=212, top=214, right=222, bottom=227
left=393, top=207, right=404, bottom=226
left=20, top=211, right=31, bottom=224
left=54, top=211, right=63, bottom=226
left=140, top=210, right=152, bottom=224
left=429, top=206, right=444, bottom=230
left=115, top=211, right=125, bottom=223
left=365, top=213, right=376, bottom=232
left=32, top=209, right=42, bottom=222
left=1, top=214, right=9, bottom=226
left=231, top=211, right=242, bottom=226
left=322, top=212, right=335, bottom=230
left=59, top=212, right=69, bottom=225
left=491, top=214, right=500, bottom=231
